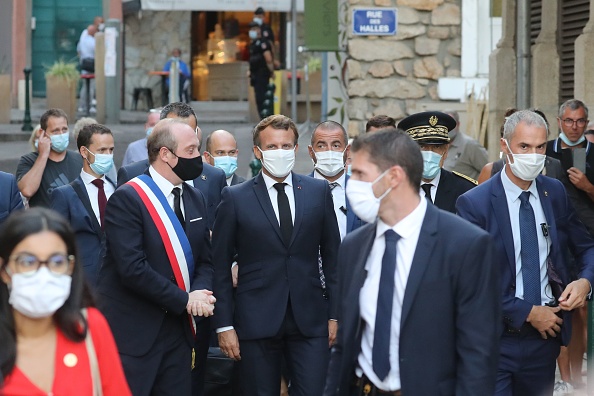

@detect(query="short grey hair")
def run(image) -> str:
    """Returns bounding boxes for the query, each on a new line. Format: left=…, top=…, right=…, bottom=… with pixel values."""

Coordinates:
left=503, top=110, right=548, bottom=141
left=559, top=99, right=589, bottom=119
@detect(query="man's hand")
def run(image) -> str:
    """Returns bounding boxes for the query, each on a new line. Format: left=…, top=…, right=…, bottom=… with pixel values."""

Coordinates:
left=37, top=131, right=51, bottom=158
left=218, top=329, right=241, bottom=361
left=187, top=289, right=216, bottom=317
left=526, top=305, right=563, bottom=339
left=328, top=320, right=338, bottom=348
left=231, top=263, right=239, bottom=288
left=559, top=278, right=591, bottom=311
left=567, top=167, right=594, bottom=193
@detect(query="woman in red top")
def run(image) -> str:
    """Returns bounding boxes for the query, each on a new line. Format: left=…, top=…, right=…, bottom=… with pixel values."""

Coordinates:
left=0, top=208, right=131, bottom=395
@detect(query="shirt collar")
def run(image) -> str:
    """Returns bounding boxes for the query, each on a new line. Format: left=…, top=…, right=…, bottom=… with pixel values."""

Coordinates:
left=313, top=170, right=345, bottom=188
left=262, top=172, right=293, bottom=190
left=149, top=165, right=184, bottom=196
left=500, top=164, right=539, bottom=202
left=80, top=169, right=106, bottom=185
left=376, top=196, right=427, bottom=240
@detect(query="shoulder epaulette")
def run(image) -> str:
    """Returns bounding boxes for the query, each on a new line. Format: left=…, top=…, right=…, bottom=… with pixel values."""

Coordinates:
left=453, top=171, right=478, bottom=185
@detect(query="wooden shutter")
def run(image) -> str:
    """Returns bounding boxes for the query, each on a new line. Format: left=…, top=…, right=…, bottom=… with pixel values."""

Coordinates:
left=530, top=0, right=542, bottom=46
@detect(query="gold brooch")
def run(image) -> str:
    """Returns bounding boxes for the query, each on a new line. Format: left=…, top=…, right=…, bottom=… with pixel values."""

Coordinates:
left=429, top=115, right=438, bottom=127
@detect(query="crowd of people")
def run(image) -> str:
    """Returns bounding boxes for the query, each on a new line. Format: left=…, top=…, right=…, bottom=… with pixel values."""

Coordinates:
left=0, top=98, right=593, bottom=396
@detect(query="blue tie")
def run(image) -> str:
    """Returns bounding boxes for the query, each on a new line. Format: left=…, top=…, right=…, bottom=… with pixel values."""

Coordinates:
left=373, top=229, right=400, bottom=381
left=519, top=191, right=541, bottom=305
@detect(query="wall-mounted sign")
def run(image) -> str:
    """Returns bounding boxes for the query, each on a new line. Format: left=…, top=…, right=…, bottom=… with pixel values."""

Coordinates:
left=352, top=8, right=397, bottom=36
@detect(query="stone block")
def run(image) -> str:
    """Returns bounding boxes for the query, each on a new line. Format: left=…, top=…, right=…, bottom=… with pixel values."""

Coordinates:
left=348, top=120, right=363, bottom=137
left=416, top=78, right=430, bottom=85
left=431, top=3, right=460, bottom=25
left=348, top=97, right=369, bottom=120
left=372, top=99, right=406, bottom=119
left=349, top=39, right=414, bottom=61
left=396, top=0, right=444, bottom=11
left=391, top=25, right=426, bottom=40
left=393, top=60, right=410, bottom=76
left=397, top=6, right=420, bottom=24
left=447, top=38, right=461, bottom=56
left=413, top=57, right=444, bottom=80
left=428, top=85, right=439, bottom=100
left=446, top=68, right=461, bottom=77
left=347, top=59, right=364, bottom=80
left=348, top=78, right=425, bottom=99
left=368, top=61, right=395, bottom=78
left=427, top=26, right=450, bottom=39
left=374, top=0, right=393, bottom=6
left=415, top=37, right=440, bottom=55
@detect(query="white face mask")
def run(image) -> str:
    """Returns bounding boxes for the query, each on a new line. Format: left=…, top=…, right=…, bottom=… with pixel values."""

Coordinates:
left=8, top=267, right=72, bottom=318
left=505, top=140, right=546, bottom=181
left=314, top=149, right=345, bottom=177
left=258, top=147, right=295, bottom=178
left=345, top=169, right=392, bottom=223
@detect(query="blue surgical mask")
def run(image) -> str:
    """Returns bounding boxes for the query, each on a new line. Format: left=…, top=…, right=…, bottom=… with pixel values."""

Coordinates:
left=346, top=164, right=352, bottom=176
left=213, top=156, right=238, bottom=178
left=146, top=127, right=153, bottom=137
left=85, top=147, right=114, bottom=175
left=421, top=150, right=442, bottom=180
left=559, top=132, right=586, bottom=147
left=50, top=133, right=69, bottom=153
left=249, top=30, right=258, bottom=40
left=34, top=139, right=39, bottom=149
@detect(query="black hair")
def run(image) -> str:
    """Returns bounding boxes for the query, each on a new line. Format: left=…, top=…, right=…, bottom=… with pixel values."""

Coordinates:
left=76, top=123, right=112, bottom=150
left=160, top=102, right=198, bottom=127
left=0, top=208, right=92, bottom=380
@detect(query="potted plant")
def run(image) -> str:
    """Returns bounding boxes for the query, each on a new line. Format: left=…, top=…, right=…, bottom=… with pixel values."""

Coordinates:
left=45, top=60, right=80, bottom=122
left=306, top=56, right=322, bottom=95
left=0, top=56, right=10, bottom=123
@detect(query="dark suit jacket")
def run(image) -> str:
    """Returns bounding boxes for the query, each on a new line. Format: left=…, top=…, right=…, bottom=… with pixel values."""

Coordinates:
left=433, top=169, right=476, bottom=213
left=117, top=159, right=226, bottom=229
left=96, top=170, right=213, bottom=356
left=0, top=171, right=24, bottom=225
left=212, top=172, right=341, bottom=340
left=50, top=176, right=116, bottom=286
left=324, top=203, right=500, bottom=395
left=456, top=173, right=594, bottom=345
left=230, top=173, right=246, bottom=185
left=307, top=171, right=364, bottom=234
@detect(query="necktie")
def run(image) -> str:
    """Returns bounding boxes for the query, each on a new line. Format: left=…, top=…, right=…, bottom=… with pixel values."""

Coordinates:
left=91, top=179, right=107, bottom=230
left=318, top=182, right=341, bottom=291
left=172, top=187, right=185, bottom=231
left=274, top=183, right=293, bottom=245
left=329, top=182, right=339, bottom=191
left=421, top=183, right=433, bottom=204
left=519, top=191, right=541, bottom=305
left=373, top=229, right=401, bottom=381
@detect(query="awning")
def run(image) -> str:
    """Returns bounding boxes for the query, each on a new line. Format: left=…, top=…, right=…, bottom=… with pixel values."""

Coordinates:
left=138, top=0, right=304, bottom=12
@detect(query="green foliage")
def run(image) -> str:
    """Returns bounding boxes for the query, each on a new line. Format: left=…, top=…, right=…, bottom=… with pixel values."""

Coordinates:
left=44, top=60, right=80, bottom=84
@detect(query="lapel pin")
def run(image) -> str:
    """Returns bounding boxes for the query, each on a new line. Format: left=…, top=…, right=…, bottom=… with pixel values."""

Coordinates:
left=544, top=191, right=548, bottom=197
left=201, top=175, right=207, bottom=180
left=297, top=185, right=302, bottom=190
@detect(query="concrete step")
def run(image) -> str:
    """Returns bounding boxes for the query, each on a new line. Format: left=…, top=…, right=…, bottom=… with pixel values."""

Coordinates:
left=191, top=101, right=250, bottom=123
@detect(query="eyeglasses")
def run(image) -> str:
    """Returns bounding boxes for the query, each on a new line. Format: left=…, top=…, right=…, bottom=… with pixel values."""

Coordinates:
left=561, top=118, right=587, bottom=128
left=6, top=253, right=74, bottom=276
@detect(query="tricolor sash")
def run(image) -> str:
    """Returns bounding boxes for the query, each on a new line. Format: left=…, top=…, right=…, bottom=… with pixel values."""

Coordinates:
left=127, top=174, right=196, bottom=336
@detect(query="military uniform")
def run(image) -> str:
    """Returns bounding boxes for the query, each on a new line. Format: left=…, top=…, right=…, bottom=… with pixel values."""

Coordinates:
left=399, top=111, right=477, bottom=213
left=249, top=38, right=272, bottom=119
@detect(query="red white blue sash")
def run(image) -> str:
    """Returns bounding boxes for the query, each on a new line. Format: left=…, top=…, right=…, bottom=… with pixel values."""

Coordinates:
left=127, top=174, right=196, bottom=336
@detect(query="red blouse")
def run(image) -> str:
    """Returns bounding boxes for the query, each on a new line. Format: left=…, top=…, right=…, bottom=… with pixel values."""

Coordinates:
left=2, top=307, right=131, bottom=396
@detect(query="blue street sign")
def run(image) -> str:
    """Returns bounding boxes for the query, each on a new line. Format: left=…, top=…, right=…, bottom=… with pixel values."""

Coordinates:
left=352, top=8, right=397, bottom=36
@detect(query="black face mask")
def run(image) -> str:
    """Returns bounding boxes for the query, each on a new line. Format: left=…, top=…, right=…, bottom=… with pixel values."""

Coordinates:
left=168, top=150, right=204, bottom=181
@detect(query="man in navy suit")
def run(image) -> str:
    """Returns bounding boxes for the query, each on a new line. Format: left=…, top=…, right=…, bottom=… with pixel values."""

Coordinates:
left=456, top=110, right=594, bottom=396
left=324, top=129, right=500, bottom=396
left=117, top=102, right=226, bottom=230
left=97, top=119, right=214, bottom=395
left=213, top=115, right=341, bottom=396
left=51, top=124, right=116, bottom=286
left=203, top=129, right=246, bottom=187
left=308, top=121, right=363, bottom=238
left=0, top=171, right=24, bottom=225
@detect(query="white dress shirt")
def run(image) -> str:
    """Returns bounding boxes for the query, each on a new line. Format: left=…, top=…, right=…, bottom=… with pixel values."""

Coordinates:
left=418, top=170, right=441, bottom=202
left=261, top=172, right=296, bottom=225
left=357, top=197, right=427, bottom=391
left=149, top=166, right=185, bottom=216
left=313, top=171, right=347, bottom=240
left=226, top=176, right=233, bottom=186
left=500, top=167, right=552, bottom=305
left=80, top=170, right=115, bottom=226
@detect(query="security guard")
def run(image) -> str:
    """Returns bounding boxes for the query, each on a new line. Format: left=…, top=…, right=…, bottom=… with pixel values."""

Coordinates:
left=254, top=7, right=275, bottom=43
left=248, top=21, right=274, bottom=119
left=399, top=111, right=477, bottom=213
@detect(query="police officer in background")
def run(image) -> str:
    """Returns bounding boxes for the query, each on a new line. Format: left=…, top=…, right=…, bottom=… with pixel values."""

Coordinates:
left=248, top=21, right=274, bottom=119
left=254, top=7, right=275, bottom=43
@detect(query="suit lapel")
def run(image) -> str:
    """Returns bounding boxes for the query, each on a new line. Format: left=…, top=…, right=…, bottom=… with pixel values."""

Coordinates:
left=434, top=169, right=452, bottom=208
left=345, top=174, right=355, bottom=232
left=401, top=204, right=438, bottom=326
left=491, top=174, right=516, bottom=275
left=536, top=177, right=558, bottom=252
left=289, top=173, right=304, bottom=247
left=253, top=174, right=285, bottom=245
left=71, top=177, right=103, bottom=236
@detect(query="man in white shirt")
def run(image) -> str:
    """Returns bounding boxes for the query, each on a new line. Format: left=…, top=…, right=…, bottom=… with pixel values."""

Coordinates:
left=324, top=128, right=500, bottom=395
left=50, top=123, right=116, bottom=286
left=77, top=24, right=97, bottom=113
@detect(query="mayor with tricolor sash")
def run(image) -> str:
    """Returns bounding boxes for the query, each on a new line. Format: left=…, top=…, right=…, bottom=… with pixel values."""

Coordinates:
left=96, top=118, right=215, bottom=396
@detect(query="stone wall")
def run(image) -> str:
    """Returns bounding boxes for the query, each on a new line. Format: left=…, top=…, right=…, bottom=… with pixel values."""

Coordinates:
left=346, top=0, right=461, bottom=136
left=123, top=11, right=191, bottom=110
